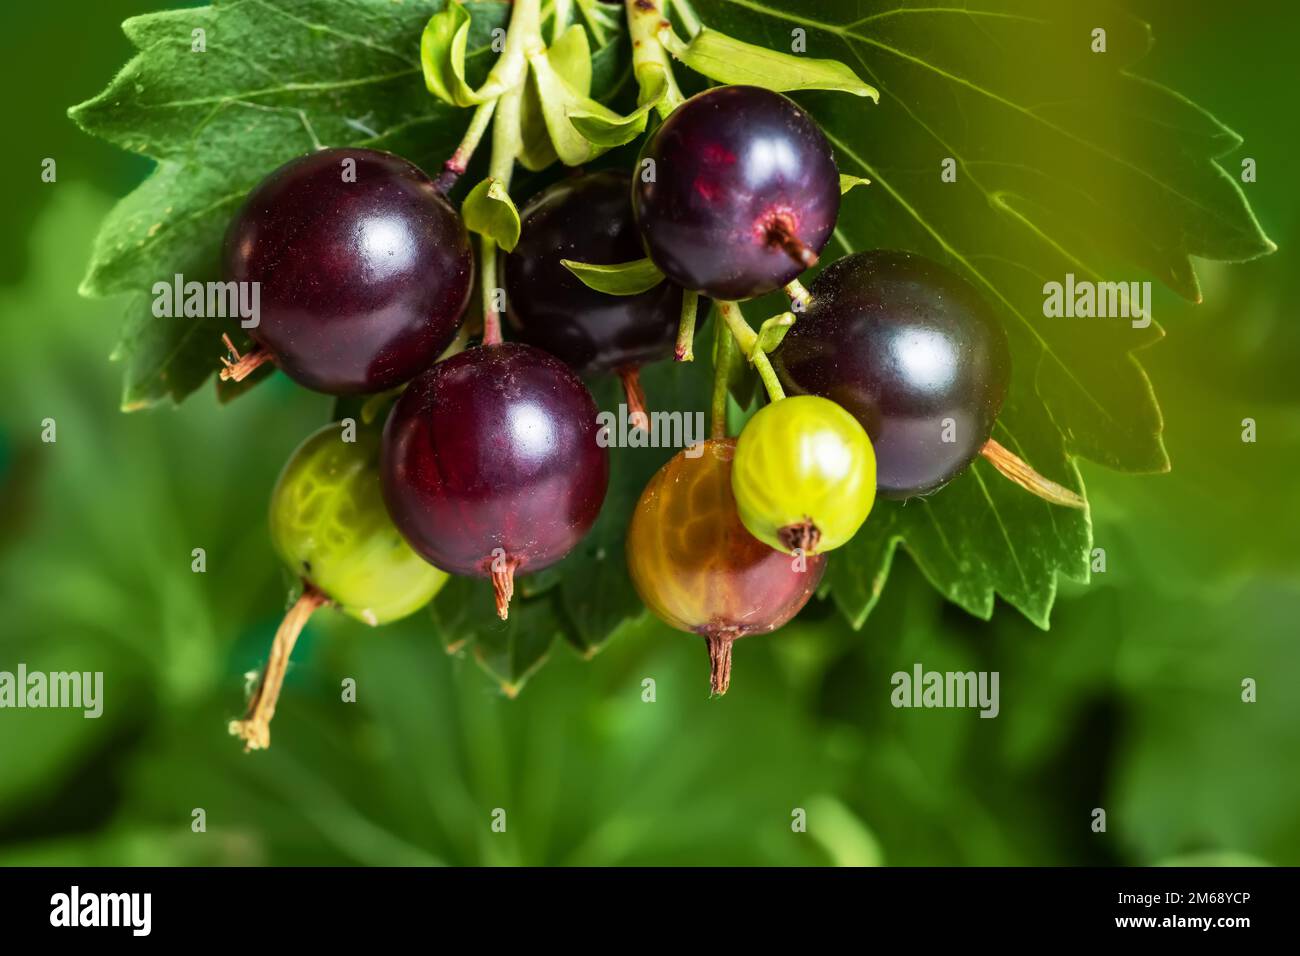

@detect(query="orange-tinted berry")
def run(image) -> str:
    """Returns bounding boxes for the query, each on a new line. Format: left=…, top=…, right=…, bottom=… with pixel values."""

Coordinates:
left=626, top=438, right=826, bottom=695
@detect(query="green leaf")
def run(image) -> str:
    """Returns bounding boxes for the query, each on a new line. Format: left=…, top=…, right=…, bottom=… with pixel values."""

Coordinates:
left=518, top=75, right=561, bottom=171
left=839, top=173, right=869, bottom=194
left=528, top=25, right=624, bottom=165
left=520, top=13, right=633, bottom=169
left=461, top=176, right=521, bottom=250
left=689, top=0, right=1273, bottom=629
left=752, top=311, right=795, bottom=355
left=569, top=69, right=666, bottom=147
left=658, top=24, right=878, bottom=99
left=549, top=20, right=594, bottom=95
left=561, top=256, right=666, bottom=295
left=420, top=1, right=485, bottom=107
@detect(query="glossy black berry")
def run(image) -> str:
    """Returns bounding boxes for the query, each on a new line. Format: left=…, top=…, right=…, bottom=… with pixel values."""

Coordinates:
left=773, top=250, right=1011, bottom=498
left=224, top=147, right=473, bottom=395
left=505, top=170, right=687, bottom=376
left=631, top=85, right=840, bottom=300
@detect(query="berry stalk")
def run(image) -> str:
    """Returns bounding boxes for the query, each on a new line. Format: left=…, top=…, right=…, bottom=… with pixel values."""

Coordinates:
left=435, top=0, right=540, bottom=193
left=669, top=0, right=701, bottom=31
left=477, top=0, right=544, bottom=101
left=785, top=279, right=813, bottom=311
left=480, top=83, right=525, bottom=346
left=718, top=300, right=785, bottom=403
left=675, top=289, right=699, bottom=361
left=480, top=234, right=503, bottom=346
left=229, top=585, right=329, bottom=752
left=434, top=99, right=498, bottom=194
left=627, top=0, right=686, bottom=118
left=710, top=308, right=736, bottom=439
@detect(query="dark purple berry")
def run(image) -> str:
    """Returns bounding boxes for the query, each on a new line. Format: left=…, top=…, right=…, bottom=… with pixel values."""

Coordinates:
left=223, top=147, right=473, bottom=395
left=506, top=170, right=689, bottom=378
left=381, top=342, right=609, bottom=618
left=772, top=250, right=1011, bottom=498
left=632, top=86, right=840, bottom=300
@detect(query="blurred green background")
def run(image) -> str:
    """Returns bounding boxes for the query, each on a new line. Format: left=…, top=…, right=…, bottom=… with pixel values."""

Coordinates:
left=0, top=0, right=1296, bottom=866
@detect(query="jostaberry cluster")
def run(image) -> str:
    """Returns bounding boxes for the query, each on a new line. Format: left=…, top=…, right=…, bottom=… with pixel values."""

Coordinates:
left=218, top=6, right=1083, bottom=747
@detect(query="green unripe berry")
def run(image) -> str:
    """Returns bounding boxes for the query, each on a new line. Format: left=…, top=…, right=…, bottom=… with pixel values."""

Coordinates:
left=731, top=395, right=876, bottom=554
left=269, top=423, right=447, bottom=625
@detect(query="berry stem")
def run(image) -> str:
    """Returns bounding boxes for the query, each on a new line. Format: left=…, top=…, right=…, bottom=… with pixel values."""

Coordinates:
left=229, top=584, right=329, bottom=752
left=754, top=352, right=785, bottom=402
left=980, top=438, right=1086, bottom=509
left=431, top=0, right=538, bottom=197
left=718, top=300, right=786, bottom=403
left=670, top=0, right=701, bottom=33
left=752, top=353, right=785, bottom=402
left=785, top=279, right=813, bottom=311
left=480, top=234, right=503, bottom=346
left=628, top=0, right=686, bottom=118
left=478, top=79, right=525, bottom=347
left=675, top=288, right=699, bottom=361
left=435, top=99, right=498, bottom=194
left=705, top=631, right=734, bottom=697
left=438, top=321, right=473, bottom=362
left=618, top=366, right=650, bottom=431
left=360, top=384, right=408, bottom=425
left=218, top=333, right=272, bottom=383
left=711, top=307, right=735, bottom=439
left=489, top=84, right=523, bottom=187
left=477, top=0, right=544, bottom=102
left=716, top=300, right=757, bottom=353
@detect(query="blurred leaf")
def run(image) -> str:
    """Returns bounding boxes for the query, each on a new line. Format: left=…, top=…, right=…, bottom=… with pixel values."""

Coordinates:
left=1106, top=580, right=1300, bottom=863
left=805, top=794, right=884, bottom=866
left=0, top=184, right=324, bottom=835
